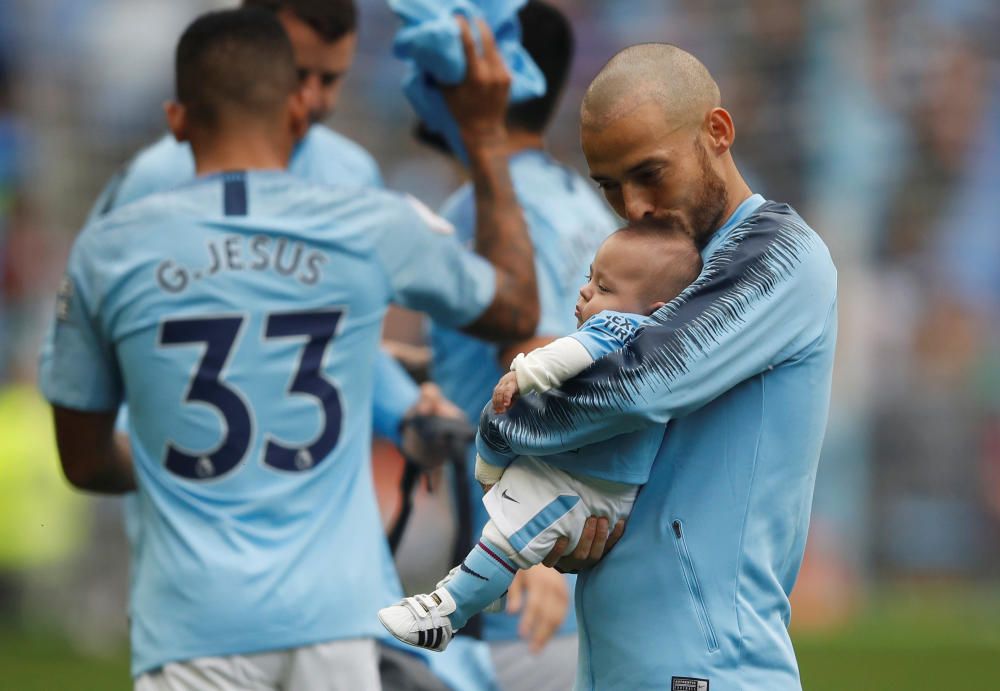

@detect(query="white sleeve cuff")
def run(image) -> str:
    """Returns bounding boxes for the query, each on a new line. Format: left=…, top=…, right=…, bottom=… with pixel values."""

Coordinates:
left=475, top=454, right=507, bottom=486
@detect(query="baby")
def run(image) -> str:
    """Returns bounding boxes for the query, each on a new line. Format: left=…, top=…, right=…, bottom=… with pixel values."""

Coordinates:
left=379, top=218, right=703, bottom=651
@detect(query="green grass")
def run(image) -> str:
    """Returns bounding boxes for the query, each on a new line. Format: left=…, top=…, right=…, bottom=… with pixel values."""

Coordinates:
left=2, top=586, right=999, bottom=690
left=0, top=629, right=130, bottom=691
left=795, top=585, right=1000, bottom=691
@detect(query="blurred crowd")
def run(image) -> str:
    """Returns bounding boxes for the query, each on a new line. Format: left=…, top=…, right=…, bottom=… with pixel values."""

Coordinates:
left=1, top=0, right=998, bottom=640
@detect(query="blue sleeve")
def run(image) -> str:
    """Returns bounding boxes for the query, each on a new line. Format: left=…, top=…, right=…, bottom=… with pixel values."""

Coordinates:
left=372, top=350, right=420, bottom=445
left=375, top=195, right=496, bottom=328
left=478, top=209, right=838, bottom=458
left=526, top=207, right=590, bottom=340
left=85, top=136, right=194, bottom=223
left=570, top=311, right=643, bottom=360
left=38, top=233, right=123, bottom=412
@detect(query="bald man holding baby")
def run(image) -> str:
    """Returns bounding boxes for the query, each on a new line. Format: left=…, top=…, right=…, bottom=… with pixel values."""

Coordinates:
left=474, top=43, right=838, bottom=691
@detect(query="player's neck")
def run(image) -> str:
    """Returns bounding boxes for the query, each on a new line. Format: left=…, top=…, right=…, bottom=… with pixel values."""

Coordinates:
left=504, top=129, right=545, bottom=155
left=718, top=161, right=754, bottom=227
left=189, top=130, right=292, bottom=176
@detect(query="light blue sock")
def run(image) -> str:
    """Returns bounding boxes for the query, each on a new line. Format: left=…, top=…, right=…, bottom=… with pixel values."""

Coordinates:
left=443, top=540, right=517, bottom=630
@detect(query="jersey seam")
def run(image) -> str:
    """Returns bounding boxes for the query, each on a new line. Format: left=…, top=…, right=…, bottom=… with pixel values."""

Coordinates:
left=734, top=372, right=766, bottom=667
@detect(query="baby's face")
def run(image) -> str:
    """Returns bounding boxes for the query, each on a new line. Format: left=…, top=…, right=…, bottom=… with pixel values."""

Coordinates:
left=576, top=233, right=659, bottom=327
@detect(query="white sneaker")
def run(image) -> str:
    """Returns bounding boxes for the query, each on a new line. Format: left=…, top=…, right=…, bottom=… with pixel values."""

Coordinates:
left=436, top=565, right=507, bottom=614
left=378, top=588, right=456, bottom=652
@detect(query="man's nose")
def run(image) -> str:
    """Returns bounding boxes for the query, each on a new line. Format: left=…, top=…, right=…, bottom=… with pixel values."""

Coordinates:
left=621, top=184, right=655, bottom=222
left=300, top=75, right=322, bottom=109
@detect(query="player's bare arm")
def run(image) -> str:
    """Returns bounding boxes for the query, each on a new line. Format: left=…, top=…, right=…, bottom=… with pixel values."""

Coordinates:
left=52, top=406, right=136, bottom=494
left=498, top=338, right=556, bottom=370
left=444, top=17, right=539, bottom=342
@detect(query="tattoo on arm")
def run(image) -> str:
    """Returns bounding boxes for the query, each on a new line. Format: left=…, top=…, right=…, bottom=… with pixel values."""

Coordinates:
left=462, top=137, right=539, bottom=341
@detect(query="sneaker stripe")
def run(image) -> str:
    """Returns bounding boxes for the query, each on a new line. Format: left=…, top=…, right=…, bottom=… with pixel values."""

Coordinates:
left=417, top=629, right=426, bottom=647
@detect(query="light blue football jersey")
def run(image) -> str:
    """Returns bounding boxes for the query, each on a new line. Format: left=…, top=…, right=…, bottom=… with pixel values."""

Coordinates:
left=429, top=149, right=617, bottom=648
left=40, top=170, right=496, bottom=676
left=88, top=125, right=416, bottom=439
left=478, top=195, right=838, bottom=690
left=88, top=125, right=383, bottom=222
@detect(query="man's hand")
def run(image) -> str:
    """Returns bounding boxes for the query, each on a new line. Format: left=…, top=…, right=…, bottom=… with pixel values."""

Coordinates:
left=542, top=517, right=626, bottom=573
left=492, top=371, right=519, bottom=413
left=445, top=15, right=539, bottom=344
left=399, top=383, right=466, bottom=467
left=53, top=406, right=136, bottom=494
left=507, top=565, right=570, bottom=653
left=442, top=17, right=511, bottom=144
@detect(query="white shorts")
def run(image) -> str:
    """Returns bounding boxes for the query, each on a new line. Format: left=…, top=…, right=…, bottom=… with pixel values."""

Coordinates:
left=482, top=455, right=638, bottom=567
left=134, top=638, right=380, bottom=691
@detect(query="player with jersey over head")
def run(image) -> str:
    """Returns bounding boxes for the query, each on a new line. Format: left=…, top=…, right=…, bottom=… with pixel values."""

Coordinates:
left=423, top=5, right=621, bottom=689
left=39, top=9, right=537, bottom=691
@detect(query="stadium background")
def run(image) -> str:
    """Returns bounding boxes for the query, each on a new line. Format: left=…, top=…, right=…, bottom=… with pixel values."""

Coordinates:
left=0, top=0, right=999, bottom=688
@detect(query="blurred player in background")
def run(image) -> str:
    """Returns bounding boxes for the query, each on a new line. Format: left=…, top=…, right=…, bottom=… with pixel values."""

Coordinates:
left=87, top=3, right=458, bottom=685
left=88, top=0, right=434, bottom=456
left=40, top=8, right=537, bottom=690
left=424, top=3, right=619, bottom=689
left=477, top=43, right=837, bottom=690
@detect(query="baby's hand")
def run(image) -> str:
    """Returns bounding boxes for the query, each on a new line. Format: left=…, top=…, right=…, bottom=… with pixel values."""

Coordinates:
left=492, top=371, right=520, bottom=413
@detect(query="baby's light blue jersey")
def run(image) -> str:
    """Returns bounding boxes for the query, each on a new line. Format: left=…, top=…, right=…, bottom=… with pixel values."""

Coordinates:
left=40, top=170, right=495, bottom=676
left=479, top=195, right=838, bottom=690
left=569, top=310, right=644, bottom=359
left=478, top=310, right=664, bottom=485
left=430, top=150, right=617, bottom=647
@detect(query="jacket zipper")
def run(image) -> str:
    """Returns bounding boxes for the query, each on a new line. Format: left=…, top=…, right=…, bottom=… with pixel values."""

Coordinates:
left=672, top=519, right=720, bottom=652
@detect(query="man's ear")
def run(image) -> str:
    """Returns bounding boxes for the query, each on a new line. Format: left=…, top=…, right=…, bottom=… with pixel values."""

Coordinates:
left=705, top=107, right=735, bottom=154
left=165, top=101, right=189, bottom=143
left=287, top=90, right=310, bottom=142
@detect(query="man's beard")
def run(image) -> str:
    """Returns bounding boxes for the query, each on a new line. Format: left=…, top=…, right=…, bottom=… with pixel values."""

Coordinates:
left=688, top=142, right=729, bottom=248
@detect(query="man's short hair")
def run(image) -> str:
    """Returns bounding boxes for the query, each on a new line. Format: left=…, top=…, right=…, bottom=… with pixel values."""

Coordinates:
left=242, top=0, right=357, bottom=42
left=507, top=0, right=574, bottom=133
left=176, top=9, right=298, bottom=129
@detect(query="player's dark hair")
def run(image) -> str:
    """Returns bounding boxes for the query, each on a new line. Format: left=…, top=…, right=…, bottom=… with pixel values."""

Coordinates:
left=507, top=0, right=574, bottom=133
left=176, top=9, right=298, bottom=130
left=242, top=0, right=357, bottom=42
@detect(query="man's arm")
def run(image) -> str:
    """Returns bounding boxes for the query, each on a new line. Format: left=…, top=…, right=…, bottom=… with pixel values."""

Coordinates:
left=443, top=17, right=538, bottom=342
left=498, top=338, right=555, bottom=370
left=479, top=213, right=838, bottom=459
left=52, top=406, right=136, bottom=494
